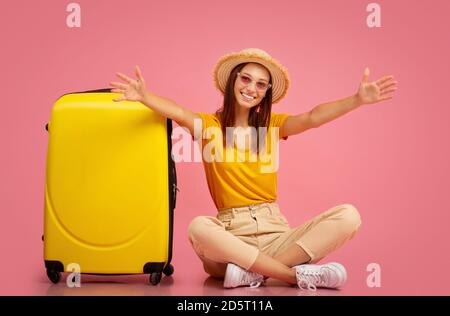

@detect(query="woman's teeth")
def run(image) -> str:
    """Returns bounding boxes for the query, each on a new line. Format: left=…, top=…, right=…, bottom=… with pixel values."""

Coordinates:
left=241, top=92, right=255, bottom=101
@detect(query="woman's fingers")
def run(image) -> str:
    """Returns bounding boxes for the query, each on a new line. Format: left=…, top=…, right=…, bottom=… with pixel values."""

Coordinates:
left=135, top=65, right=145, bottom=82
left=380, top=88, right=397, bottom=95
left=111, top=88, right=125, bottom=94
left=112, top=95, right=126, bottom=102
left=376, top=75, right=394, bottom=86
left=361, top=67, right=370, bottom=83
left=116, top=72, right=134, bottom=83
left=109, top=82, right=128, bottom=89
left=380, top=81, right=397, bottom=90
left=380, top=95, right=394, bottom=101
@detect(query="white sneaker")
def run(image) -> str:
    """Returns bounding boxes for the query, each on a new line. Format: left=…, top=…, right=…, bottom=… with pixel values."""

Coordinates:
left=294, top=262, right=347, bottom=291
left=223, top=263, right=264, bottom=289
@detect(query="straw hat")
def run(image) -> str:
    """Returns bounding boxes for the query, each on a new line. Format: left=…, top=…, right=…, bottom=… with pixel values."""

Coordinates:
left=213, top=48, right=290, bottom=104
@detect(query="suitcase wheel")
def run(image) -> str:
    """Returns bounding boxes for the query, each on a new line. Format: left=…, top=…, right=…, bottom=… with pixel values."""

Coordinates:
left=163, top=264, right=174, bottom=277
left=149, top=273, right=162, bottom=285
left=47, top=269, right=61, bottom=284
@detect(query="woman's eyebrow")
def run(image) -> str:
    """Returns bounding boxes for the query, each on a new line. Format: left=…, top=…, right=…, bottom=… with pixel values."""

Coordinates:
left=242, top=72, right=269, bottom=83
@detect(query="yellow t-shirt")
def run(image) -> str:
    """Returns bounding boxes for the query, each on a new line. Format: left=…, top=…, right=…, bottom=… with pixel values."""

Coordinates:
left=195, top=112, right=289, bottom=210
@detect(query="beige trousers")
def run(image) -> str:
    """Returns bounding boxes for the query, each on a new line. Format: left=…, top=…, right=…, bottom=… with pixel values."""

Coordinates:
left=188, top=202, right=361, bottom=278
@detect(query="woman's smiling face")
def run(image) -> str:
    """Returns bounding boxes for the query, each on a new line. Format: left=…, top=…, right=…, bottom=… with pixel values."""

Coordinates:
left=233, top=63, right=271, bottom=110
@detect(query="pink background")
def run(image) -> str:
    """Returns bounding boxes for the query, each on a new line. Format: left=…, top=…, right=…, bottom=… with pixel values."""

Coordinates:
left=1, top=0, right=449, bottom=295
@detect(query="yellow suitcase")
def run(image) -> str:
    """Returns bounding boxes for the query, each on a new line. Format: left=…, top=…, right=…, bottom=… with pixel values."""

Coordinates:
left=43, top=89, right=177, bottom=285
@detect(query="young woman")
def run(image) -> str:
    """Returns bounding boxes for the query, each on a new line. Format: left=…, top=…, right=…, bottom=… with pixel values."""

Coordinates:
left=110, top=48, right=397, bottom=291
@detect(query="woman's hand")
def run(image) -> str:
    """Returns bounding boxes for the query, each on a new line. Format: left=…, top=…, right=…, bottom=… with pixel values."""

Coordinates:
left=357, top=67, right=398, bottom=105
left=109, top=66, right=148, bottom=102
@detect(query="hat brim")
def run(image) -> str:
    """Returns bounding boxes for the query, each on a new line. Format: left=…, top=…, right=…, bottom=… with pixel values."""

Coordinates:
left=213, top=50, right=290, bottom=104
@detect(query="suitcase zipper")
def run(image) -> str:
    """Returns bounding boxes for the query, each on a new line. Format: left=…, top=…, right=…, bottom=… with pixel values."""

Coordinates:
left=173, top=183, right=180, bottom=198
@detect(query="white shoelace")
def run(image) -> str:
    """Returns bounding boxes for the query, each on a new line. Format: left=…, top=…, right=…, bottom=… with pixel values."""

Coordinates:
left=242, top=273, right=264, bottom=288
left=296, top=267, right=331, bottom=291
left=249, top=281, right=262, bottom=288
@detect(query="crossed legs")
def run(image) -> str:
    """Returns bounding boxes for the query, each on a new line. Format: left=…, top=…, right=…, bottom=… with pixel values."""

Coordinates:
left=188, top=204, right=361, bottom=285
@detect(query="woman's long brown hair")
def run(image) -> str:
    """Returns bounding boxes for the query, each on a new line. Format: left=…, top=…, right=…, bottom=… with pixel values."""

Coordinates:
left=215, top=63, right=273, bottom=153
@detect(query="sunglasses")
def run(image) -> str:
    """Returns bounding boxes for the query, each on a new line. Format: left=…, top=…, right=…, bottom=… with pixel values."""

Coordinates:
left=237, top=72, right=272, bottom=91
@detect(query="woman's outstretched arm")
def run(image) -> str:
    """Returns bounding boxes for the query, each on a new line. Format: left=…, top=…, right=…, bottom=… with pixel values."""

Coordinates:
left=281, top=67, right=398, bottom=138
left=109, top=65, right=200, bottom=135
